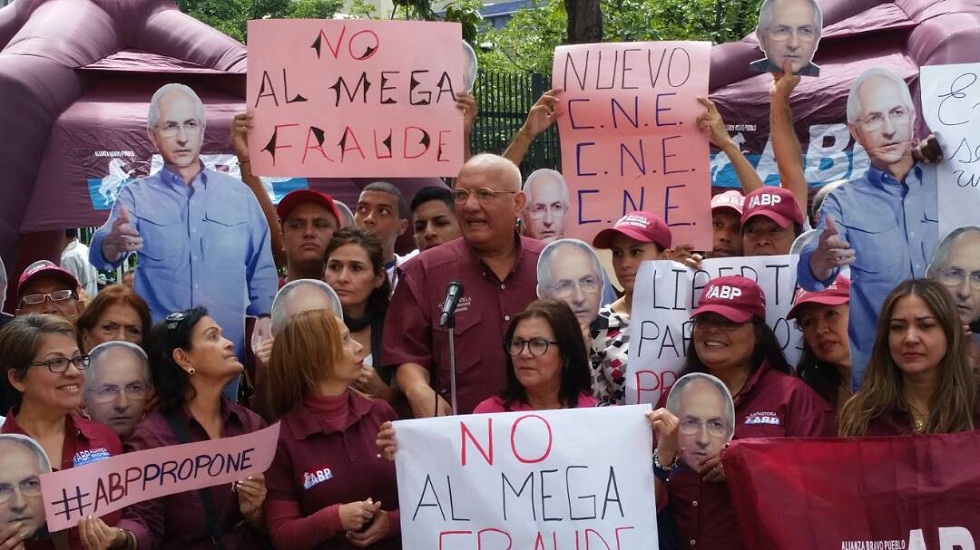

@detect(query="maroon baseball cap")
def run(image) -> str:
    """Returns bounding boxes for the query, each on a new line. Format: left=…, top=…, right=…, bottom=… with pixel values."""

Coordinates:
left=692, top=275, right=766, bottom=323
left=17, top=260, right=79, bottom=301
left=787, top=275, right=851, bottom=320
left=711, top=190, right=744, bottom=215
left=276, top=189, right=342, bottom=225
left=741, top=187, right=804, bottom=228
left=592, top=211, right=672, bottom=250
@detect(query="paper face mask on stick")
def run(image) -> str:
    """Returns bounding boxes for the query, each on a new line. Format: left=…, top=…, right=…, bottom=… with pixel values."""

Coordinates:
left=750, top=0, right=823, bottom=77
left=0, top=434, right=52, bottom=542
left=665, top=373, right=736, bottom=472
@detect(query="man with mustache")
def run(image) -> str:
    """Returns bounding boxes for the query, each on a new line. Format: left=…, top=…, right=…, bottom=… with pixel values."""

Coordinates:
left=798, top=68, right=939, bottom=388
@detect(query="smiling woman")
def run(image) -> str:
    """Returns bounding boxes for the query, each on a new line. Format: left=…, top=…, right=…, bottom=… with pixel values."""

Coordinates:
left=0, top=314, right=123, bottom=549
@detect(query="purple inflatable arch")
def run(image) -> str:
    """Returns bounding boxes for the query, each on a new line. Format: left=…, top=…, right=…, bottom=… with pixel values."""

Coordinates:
left=0, top=0, right=441, bottom=304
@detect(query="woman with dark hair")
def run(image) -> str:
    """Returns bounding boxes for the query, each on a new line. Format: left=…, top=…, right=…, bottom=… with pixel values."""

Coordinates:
left=75, top=285, right=152, bottom=352
left=648, top=276, right=835, bottom=550
left=839, top=279, right=980, bottom=436
left=324, top=228, right=395, bottom=403
left=264, top=309, right=400, bottom=549
left=78, top=307, right=268, bottom=549
left=476, top=299, right=596, bottom=412
left=0, top=314, right=122, bottom=550
left=788, top=275, right=852, bottom=409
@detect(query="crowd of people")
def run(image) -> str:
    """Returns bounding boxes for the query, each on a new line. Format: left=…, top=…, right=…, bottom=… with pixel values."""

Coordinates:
left=1, top=6, right=979, bottom=548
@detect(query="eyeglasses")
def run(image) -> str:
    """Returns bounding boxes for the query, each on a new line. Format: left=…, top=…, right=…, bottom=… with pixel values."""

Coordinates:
left=933, top=267, right=980, bottom=291
left=157, top=120, right=202, bottom=138
left=678, top=417, right=729, bottom=437
left=529, top=203, right=567, bottom=219
left=0, top=478, right=42, bottom=504
left=766, top=25, right=817, bottom=42
left=505, top=337, right=559, bottom=357
left=548, top=276, right=601, bottom=299
left=166, top=311, right=190, bottom=331
left=30, top=355, right=91, bottom=374
left=693, top=314, right=744, bottom=331
left=452, top=187, right=517, bottom=204
left=859, top=107, right=910, bottom=132
left=20, top=289, right=76, bottom=306
left=89, top=383, right=148, bottom=403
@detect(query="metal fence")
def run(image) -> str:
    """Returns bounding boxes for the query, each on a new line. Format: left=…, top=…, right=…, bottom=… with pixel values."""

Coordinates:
left=471, top=71, right=561, bottom=178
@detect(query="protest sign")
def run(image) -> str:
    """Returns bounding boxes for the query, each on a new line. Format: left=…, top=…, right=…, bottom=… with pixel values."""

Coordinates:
left=40, top=423, right=280, bottom=532
left=626, top=255, right=802, bottom=405
left=552, top=41, right=712, bottom=249
left=394, top=406, right=658, bottom=549
left=247, top=20, right=464, bottom=178
left=920, top=63, right=980, bottom=239
left=724, top=434, right=980, bottom=549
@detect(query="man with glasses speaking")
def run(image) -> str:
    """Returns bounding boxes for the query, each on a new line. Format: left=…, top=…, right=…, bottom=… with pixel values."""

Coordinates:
left=90, top=83, right=277, bottom=400
left=750, top=0, right=823, bottom=76
left=384, top=154, right=545, bottom=417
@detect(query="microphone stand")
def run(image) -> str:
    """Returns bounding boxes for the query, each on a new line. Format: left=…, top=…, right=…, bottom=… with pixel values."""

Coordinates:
left=446, top=311, right=458, bottom=415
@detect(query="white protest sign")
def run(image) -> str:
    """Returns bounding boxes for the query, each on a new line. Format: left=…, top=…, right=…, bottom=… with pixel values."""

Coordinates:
left=920, top=63, right=980, bottom=238
left=626, top=255, right=803, bottom=405
left=394, top=406, right=658, bottom=549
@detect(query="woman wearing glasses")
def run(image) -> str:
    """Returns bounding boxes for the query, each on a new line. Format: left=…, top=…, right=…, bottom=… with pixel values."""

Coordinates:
left=0, top=314, right=123, bottom=549
left=79, top=307, right=268, bottom=550
left=647, top=276, right=834, bottom=550
left=474, top=299, right=596, bottom=413
left=839, top=279, right=980, bottom=436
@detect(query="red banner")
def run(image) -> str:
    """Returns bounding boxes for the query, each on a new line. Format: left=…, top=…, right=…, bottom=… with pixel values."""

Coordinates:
left=723, top=434, right=980, bottom=550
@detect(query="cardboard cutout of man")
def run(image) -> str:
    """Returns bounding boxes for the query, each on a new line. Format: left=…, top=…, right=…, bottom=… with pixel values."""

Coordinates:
left=750, top=0, right=823, bottom=77
left=928, top=227, right=980, bottom=328
left=665, top=373, right=735, bottom=473
left=522, top=169, right=569, bottom=243
left=536, top=239, right=604, bottom=329
left=90, top=83, right=278, bottom=399
left=0, top=434, right=51, bottom=543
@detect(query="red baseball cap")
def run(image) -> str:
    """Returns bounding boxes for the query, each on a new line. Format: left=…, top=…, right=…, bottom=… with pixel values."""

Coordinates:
left=276, top=189, right=342, bottom=225
left=787, top=275, right=851, bottom=320
left=741, top=187, right=803, bottom=228
left=711, top=190, right=744, bottom=215
left=17, top=260, right=79, bottom=302
left=692, top=275, right=766, bottom=323
left=592, top=211, right=672, bottom=250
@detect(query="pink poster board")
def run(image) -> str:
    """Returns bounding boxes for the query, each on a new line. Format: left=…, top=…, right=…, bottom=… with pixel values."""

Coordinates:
left=552, top=42, right=712, bottom=249
left=247, top=20, right=464, bottom=178
left=39, top=423, right=280, bottom=532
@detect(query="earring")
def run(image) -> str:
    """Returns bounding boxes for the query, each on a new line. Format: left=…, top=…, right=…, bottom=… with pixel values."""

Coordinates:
left=187, top=367, right=196, bottom=375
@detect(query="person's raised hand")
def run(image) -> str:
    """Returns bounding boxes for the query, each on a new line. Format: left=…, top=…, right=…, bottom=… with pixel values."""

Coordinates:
left=809, top=214, right=854, bottom=281
left=376, top=421, right=397, bottom=462
left=769, top=60, right=801, bottom=101
left=667, top=244, right=703, bottom=270
left=647, top=408, right=681, bottom=465
left=521, top=88, right=563, bottom=138
left=912, top=134, right=943, bottom=164
left=695, top=97, right=733, bottom=149
left=231, top=112, right=252, bottom=161
left=101, top=205, right=142, bottom=263
left=456, top=93, right=478, bottom=136
left=235, top=473, right=267, bottom=525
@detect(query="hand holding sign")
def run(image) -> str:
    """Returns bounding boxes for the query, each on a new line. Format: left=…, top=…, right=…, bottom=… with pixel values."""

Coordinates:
left=78, top=516, right=127, bottom=550
left=646, top=408, right=681, bottom=467
left=769, top=61, right=801, bottom=101
left=810, top=214, right=854, bottom=281
left=101, top=205, right=142, bottom=263
left=234, top=473, right=267, bottom=526
left=521, top=88, right=563, bottom=140
left=231, top=112, right=253, bottom=162
left=0, top=519, right=35, bottom=550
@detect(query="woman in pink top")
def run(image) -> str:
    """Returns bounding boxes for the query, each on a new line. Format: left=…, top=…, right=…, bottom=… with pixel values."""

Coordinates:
left=474, top=299, right=597, bottom=413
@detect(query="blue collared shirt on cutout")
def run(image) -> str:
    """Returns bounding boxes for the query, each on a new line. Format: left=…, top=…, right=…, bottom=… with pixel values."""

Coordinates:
left=798, top=164, right=938, bottom=390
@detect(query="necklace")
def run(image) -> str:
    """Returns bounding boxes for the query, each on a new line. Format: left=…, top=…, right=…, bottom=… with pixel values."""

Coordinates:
left=909, top=407, right=929, bottom=434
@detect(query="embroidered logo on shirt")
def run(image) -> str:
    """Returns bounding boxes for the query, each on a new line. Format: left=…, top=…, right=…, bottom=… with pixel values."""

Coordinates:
left=455, top=296, right=472, bottom=314
left=302, top=466, right=334, bottom=490
left=744, top=411, right=780, bottom=426
left=73, top=448, right=111, bottom=467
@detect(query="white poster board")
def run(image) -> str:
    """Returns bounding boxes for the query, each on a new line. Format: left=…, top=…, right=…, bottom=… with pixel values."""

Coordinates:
left=626, top=255, right=803, bottom=405
left=394, top=406, right=658, bottom=549
left=920, top=63, right=980, bottom=239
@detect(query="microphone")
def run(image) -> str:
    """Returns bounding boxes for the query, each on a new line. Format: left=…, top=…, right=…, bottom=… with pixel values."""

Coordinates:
left=438, top=280, right=465, bottom=328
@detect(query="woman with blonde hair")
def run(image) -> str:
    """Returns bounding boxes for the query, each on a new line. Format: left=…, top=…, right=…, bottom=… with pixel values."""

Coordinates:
left=839, top=279, right=980, bottom=436
left=264, top=309, right=400, bottom=549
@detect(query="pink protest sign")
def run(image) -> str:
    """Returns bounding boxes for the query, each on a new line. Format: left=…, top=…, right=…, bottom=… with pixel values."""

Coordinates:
left=552, top=42, right=712, bottom=249
left=39, top=423, right=280, bottom=532
left=247, top=20, right=464, bottom=178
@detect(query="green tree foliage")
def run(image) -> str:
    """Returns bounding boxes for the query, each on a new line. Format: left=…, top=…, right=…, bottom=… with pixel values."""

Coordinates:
left=176, top=0, right=345, bottom=42
left=478, top=0, right=760, bottom=73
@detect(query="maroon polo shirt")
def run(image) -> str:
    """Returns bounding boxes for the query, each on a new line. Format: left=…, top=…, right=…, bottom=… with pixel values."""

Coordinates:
left=864, top=401, right=980, bottom=436
left=3, top=411, right=123, bottom=550
left=116, top=399, right=267, bottom=550
left=264, top=391, right=399, bottom=549
left=382, top=234, right=544, bottom=415
left=662, top=361, right=837, bottom=549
